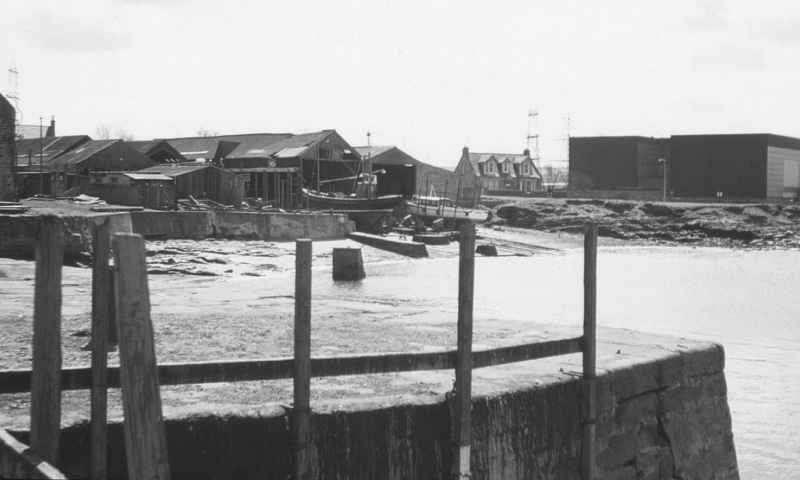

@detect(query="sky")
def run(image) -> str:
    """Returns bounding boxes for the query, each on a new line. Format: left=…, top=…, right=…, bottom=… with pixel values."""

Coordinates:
left=2, top=0, right=800, bottom=168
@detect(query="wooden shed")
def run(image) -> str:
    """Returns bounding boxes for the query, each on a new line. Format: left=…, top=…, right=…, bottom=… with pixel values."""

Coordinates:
left=137, top=163, right=245, bottom=207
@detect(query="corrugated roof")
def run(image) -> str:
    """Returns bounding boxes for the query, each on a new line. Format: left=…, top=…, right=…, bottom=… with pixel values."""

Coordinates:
left=137, top=164, right=210, bottom=176
left=125, top=173, right=174, bottom=181
left=127, top=140, right=163, bottom=154
left=52, top=140, right=119, bottom=166
left=224, top=130, right=335, bottom=159
left=15, top=135, right=92, bottom=167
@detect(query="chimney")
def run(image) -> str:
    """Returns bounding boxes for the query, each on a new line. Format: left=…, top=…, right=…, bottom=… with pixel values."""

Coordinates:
left=463, top=146, right=469, bottom=156
left=46, top=116, right=55, bottom=137
left=523, top=148, right=530, bottom=157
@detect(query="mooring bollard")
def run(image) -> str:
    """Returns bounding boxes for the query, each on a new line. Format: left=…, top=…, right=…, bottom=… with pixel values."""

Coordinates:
left=332, top=247, right=365, bottom=281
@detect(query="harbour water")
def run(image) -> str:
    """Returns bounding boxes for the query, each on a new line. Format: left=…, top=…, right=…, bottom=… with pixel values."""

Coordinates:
left=317, top=245, right=799, bottom=478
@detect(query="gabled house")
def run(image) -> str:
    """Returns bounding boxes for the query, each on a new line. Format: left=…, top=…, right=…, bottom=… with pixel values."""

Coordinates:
left=13, top=135, right=92, bottom=196
left=455, top=147, right=543, bottom=198
left=128, top=140, right=188, bottom=164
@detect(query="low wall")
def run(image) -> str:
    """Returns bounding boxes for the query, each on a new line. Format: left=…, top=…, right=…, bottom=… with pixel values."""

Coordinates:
left=129, top=211, right=355, bottom=241
left=0, top=212, right=132, bottom=260
left=0, top=211, right=355, bottom=260
left=12, top=341, right=738, bottom=479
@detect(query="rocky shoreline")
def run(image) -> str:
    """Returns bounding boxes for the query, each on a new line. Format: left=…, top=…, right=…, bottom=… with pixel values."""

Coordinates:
left=488, top=198, right=800, bottom=250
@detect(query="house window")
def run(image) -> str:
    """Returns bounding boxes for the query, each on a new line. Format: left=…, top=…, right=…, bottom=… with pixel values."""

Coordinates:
left=485, top=162, right=494, bottom=174
left=523, top=162, right=530, bottom=175
left=502, top=162, right=509, bottom=173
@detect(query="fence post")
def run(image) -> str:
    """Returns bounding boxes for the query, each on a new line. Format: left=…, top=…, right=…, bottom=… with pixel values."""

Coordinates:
left=113, top=233, right=170, bottom=480
left=582, top=222, right=598, bottom=480
left=454, top=222, right=475, bottom=480
left=91, top=218, right=111, bottom=480
left=293, top=239, right=312, bottom=480
left=30, top=215, right=63, bottom=466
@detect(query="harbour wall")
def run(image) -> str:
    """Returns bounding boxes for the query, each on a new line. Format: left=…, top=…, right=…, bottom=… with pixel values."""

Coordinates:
left=12, top=341, right=738, bottom=479
left=0, top=211, right=355, bottom=259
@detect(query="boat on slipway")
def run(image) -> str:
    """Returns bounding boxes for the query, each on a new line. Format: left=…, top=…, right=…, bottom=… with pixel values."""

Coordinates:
left=301, top=187, right=403, bottom=235
left=405, top=195, right=489, bottom=225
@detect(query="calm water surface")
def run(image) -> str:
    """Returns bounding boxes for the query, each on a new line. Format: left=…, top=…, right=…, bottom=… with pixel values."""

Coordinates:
left=318, top=246, right=799, bottom=479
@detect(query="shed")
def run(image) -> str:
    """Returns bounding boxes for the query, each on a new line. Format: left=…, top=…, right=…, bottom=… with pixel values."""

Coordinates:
left=137, top=163, right=245, bottom=207
left=50, top=140, right=156, bottom=195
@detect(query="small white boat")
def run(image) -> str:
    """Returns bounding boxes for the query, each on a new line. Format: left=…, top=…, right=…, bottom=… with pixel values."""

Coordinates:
left=405, top=195, right=489, bottom=224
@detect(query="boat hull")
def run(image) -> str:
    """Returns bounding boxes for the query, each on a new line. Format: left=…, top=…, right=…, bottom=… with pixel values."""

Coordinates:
left=302, top=189, right=403, bottom=211
left=405, top=202, right=489, bottom=224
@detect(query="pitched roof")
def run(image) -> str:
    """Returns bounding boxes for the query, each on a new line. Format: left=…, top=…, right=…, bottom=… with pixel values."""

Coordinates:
left=165, top=137, right=239, bottom=160
left=128, top=139, right=187, bottom=163
left=52, top=140, right=119, bottom=166
left=223, top=130, right=334, bottom=159
left=15, top=135, right=92, bottom=167
left=464, top=151, right=542, bottom=178
left=125, top=173, right=174, bottom=182
left=137, top=163, right=211, bottom=176
left=354, top=145, right=396, bottom=159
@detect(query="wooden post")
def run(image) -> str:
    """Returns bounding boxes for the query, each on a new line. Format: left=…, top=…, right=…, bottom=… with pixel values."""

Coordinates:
left=90, top=218, right=111, bottom=480
left=582, top=221, right=598, bottom=480
left=30, top=215, right=63, bottom=466
left=113, top=233, right=170, bottom=480
left=453, top=222, right=475, bottom=480
left=293, top=239, right=312, bottom=480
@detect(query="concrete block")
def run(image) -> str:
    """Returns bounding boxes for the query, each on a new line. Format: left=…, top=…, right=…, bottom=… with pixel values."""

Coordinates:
left=332, top=247, right=366, bottom=281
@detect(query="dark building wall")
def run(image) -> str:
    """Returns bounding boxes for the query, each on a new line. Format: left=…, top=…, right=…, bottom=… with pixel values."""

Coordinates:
left=569, top=137, right=643, bottom=189
left=0, top=93, right=15, bottom=200
left=670, top=134, right=768, bottom=198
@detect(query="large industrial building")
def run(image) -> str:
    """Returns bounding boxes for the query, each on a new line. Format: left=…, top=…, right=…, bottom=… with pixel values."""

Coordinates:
left=569, top=134, right=800, bottom=199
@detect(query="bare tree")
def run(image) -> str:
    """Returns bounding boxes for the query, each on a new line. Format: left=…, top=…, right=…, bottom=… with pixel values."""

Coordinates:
left=94, top=123, right=112, bottom=140
left=542, top=165, right=567, bottom=186
left=197, top=128, right=218, bottom=137
left=115, top=127, right=135, bottom=142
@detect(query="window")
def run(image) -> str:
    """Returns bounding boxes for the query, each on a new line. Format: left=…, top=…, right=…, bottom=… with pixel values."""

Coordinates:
left=523, top=162, right=530, bottom=175
left=485, top=161, right=494, bottom=174
left=502, top=162, right=509, bottom=173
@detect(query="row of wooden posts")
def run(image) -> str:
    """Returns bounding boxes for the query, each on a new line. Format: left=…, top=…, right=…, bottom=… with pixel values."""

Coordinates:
left=0, top=216, right=598, bottom=480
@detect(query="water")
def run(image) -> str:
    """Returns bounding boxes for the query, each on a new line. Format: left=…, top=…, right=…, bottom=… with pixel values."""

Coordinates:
left=311, top=246, right=799, bottom=478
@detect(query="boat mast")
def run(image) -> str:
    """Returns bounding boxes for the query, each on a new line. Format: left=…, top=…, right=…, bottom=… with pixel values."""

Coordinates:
left=366, top=132, right=373, bottom=199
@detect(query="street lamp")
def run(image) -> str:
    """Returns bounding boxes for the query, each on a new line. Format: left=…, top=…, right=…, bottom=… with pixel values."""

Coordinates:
left=657, top=158, right=667, bottom=202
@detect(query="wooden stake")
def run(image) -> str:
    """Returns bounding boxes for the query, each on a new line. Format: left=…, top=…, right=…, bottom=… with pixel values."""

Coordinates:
left=90, top=218, right=111, bottom=480
left=113, top=233, right=170, bottom=480
left=293, top=239, right=312, bottom=480
left=582, top=221, right=598, bottom=480
left=454, top=222, right=475, bottom=480
left=30, top=215, right=63, bottom=466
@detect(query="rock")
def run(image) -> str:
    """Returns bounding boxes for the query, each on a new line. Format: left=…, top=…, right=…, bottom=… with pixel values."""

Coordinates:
left=476, top=244, right=498, bottom=256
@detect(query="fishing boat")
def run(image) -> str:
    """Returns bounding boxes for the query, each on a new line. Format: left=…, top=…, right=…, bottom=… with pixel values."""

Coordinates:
left=302, top=132, right=404, bottom=233
left=405, top=195, right=489, bottom=224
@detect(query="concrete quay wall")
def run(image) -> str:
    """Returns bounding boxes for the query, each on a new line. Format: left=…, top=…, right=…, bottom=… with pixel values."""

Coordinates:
left=129, top=211, right=355, bottom=241
left=25, top=341, right=738, bottom=479
left=0, top=212, right=132, bottom=260
left=0, top=211, right=354, bottom=259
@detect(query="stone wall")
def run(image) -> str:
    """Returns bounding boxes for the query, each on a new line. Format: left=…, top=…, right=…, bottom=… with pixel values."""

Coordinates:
left=14, top=341, right=738, bottom=479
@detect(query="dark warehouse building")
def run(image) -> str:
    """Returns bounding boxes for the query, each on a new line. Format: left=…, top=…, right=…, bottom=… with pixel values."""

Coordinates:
left=569, top=133, right=800, bottom=199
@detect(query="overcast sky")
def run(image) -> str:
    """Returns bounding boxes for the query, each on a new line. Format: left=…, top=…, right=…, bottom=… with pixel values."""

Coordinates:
left=3, top=1, right=799, bottom=168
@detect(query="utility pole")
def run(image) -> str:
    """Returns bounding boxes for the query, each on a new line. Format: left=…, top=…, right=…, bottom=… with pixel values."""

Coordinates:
left=39, top=117, right=43, bottom=195
left=527, top=109, right=540, bottom=171
left=658, top=158, right=666, bottom=202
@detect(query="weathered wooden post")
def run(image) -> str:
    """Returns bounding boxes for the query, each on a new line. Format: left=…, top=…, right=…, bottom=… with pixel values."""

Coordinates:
left=582, top=221, right=598, bottom=480
left=454, top=222, right=475, bottom=480
left=91, top=218, right=111, bottom=480
left=114, top=233, right=170, bottom=480
left=293, top=239, right=312, bottom=480
left=31, top=215, right=63, bottom=466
